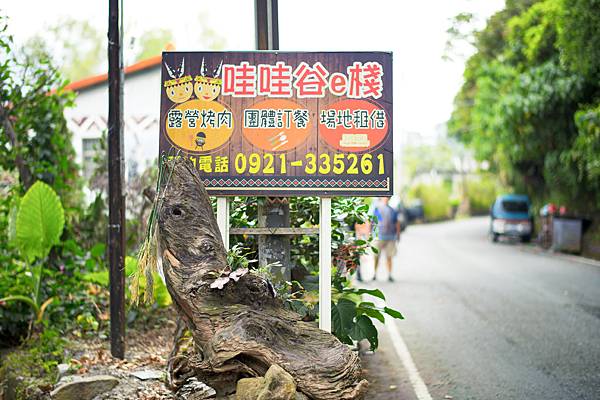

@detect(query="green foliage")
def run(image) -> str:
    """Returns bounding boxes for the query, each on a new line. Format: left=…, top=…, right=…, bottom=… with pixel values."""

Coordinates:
left=0, top=14, right=128, bottom=348
left=557, top=0, right=600, bottom=79
left=15, top=182, right=65, bottom=263
left=330, top=272, right=403, bottom=351
left=409, top=183, right=451, bottom=221
left=229, top=196, right=259, bottom=258
left=467, top=175, right=503, bottom=214
left=449, top=0, right=600, bottom=216
left=401, top=141, right=456, bottom=184
left=24, top=18, right=104, bottom=82
left=0, top=14, right=82, bottom=221
left=565, top=103, right=600, bottom=208
left=134, top=29, right=173, bottom=61
left=227, top=244, right=257, bottom=271
left=288, top=197, right=373, bottom=274
left=83, top=256, right=172, bottom=308
left=0, top=328, right=65, bottom=398
left=1, top=183, right=64, bottom=325
left=227, top=194, right=401, bottom=350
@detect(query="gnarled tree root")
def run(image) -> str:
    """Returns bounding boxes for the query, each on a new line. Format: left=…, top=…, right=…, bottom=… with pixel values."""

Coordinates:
left=158, top=158, right=368, bottom=399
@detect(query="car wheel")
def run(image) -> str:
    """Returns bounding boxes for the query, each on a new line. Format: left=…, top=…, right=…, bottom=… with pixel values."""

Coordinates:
left=521, top=234, right=531, bottom=243
left=492, top=233, right=499, bottom=242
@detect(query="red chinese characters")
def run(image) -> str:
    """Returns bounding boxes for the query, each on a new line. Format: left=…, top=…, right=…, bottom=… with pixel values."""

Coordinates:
left=292, top=62, right=329, bottom=98
left=222, top=61, right=384, bottom=98
left=222, top=61, right=256, bottom=97
left=258, top=62, right=293, bottom=97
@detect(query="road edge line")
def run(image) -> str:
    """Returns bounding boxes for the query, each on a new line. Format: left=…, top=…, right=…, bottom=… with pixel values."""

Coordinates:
left=384, top=314, right=433, bottom=400
left=518, top=245, right=600, bottom=268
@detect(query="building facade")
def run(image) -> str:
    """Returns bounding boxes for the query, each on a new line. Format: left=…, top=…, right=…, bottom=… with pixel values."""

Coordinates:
left=64, top=56, right=162, bottom=186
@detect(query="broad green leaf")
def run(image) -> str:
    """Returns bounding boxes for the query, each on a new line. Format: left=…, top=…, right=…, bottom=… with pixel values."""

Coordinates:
left=90, top=243, right=106, bottom=258
left=357, top=302, right=385, bottom=324
left=7, top=196, right=21, bottom=247
left=384, top=306, right=405, bottom=320
left=351, top=315, right=379, bottom=351
left=82, top=271, right=109, bottom=286
left=125, top=256, right=138, bottom=276
left=357, top=301, right=376, bottom=308
left=346, top=288, right=386, bottom=301
left=337, top=333, right=354, bottom=346
left=16, top=181, right=64, bottom=263
left=331, top=298, right=356, bottom=336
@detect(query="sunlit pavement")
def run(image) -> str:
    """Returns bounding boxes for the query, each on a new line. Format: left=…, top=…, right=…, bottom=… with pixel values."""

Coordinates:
left=359, top=216, right=600, bottom=400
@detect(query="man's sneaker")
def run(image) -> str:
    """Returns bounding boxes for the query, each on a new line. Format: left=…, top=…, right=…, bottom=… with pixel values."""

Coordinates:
left=388, top=276, right=395, bottom=282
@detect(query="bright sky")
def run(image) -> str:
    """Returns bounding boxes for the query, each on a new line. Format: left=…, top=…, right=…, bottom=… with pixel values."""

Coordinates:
left=3, top=0, right=504, bottom=140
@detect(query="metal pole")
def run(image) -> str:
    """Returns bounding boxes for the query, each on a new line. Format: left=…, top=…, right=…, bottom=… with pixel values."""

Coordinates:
left=255, top=0, right=292, bottom=280
left=319, top=197, right=332, bottom=332
left=108, top=0, right=126, bottom=359
left=255, top=0, right=279, bottom=51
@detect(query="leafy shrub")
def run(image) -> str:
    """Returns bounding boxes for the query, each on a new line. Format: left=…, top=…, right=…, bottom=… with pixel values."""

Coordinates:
left=0, top=327, right=65, bottom=398
left=330, top=269, right=403, bottom=351
left=1, top=182, right=65, bottom=337
left=467, top=175, right=502, bottom=215
left=83, top=256, right=171, bottom=308
left=409, top=182, right=451, bottom=221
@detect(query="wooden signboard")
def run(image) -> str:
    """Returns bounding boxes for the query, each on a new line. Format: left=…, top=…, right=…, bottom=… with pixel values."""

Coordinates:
left=159, top=51, right=393, bottom=196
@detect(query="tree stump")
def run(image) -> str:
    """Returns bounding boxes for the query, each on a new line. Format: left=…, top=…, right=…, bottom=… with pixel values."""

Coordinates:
left=158, top=158, right=368, bottom=399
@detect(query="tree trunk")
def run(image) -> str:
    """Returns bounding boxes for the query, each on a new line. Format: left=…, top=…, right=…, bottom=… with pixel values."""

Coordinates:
left=157, top=158, right=367, bottom=399
left=0, top=102, right=32, bottom=189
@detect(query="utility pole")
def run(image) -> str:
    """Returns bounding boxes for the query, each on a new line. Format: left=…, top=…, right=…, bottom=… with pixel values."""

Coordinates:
left=255, top=0, right=291, bottom=281
left=255, top=0, right=279, bottom=50
left=107, top=0, right=126, bottom=359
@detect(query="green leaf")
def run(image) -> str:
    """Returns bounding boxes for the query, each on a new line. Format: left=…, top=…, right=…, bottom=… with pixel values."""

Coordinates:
left=357, top=306, right=385, bottom=324
left=331, top=298, right=356, bottom=336
left=16, top=182, right=64, bottom=262
left=346, top=288, right=386, bottom=301
left=356, top=302, right=386, bottom=323
left=125, top=256, right=138, bottom=276
left=82, top=271, right=109, bottom=286
left=351, top=315, right=379, bottom=351
left=337, top=333, right=354, bottom=345
left=90, top=243, right=106, bottom=258
left=7, top=195, right=21, bottom=247
left=384, top=306, right=404, bottom=320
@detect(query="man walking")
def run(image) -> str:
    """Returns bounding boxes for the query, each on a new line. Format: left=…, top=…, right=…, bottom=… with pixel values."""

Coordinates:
left=372, top=197, right=400, bottom=282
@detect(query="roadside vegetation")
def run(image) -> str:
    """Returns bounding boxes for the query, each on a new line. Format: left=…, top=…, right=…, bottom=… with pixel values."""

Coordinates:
left=0, top=14, right=401, bottom=398
left=448, top=0, right=600, bottom=256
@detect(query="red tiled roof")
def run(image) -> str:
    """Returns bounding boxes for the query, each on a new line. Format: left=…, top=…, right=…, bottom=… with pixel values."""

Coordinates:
left=63, top=53, right=163, bottom=92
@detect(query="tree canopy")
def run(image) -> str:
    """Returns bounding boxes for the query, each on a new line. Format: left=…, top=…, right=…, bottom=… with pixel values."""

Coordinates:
left=448, top=0, right=600, bottom=210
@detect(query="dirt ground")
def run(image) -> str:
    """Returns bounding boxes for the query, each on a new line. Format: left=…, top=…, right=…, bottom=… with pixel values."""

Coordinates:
left=56, top=309, right=409, bottom=399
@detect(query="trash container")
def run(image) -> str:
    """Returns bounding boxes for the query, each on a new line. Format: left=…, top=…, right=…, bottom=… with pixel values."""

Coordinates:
left=552, top=218, right=582, bottom=253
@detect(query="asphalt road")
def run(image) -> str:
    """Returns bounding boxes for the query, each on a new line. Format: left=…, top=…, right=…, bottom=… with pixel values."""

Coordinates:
left=359, top=217, right=600, bottom=400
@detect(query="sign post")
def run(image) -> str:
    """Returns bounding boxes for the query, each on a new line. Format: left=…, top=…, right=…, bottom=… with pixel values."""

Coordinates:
left=216, top=197, right=229, bottom=249
left=318, top=197, right=332, bottom=332
left=158, top=50, right=393, bottom=332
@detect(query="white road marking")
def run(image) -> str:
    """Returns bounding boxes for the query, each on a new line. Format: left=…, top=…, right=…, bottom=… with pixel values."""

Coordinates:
left=382, top=308, right=433, bottom=400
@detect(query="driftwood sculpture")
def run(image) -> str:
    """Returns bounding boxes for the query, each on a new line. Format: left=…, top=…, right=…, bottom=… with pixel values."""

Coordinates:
left=156, top=158, right=368, bottom=399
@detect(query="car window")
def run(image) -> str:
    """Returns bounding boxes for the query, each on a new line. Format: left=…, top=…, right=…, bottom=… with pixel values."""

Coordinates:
left=501, top=200, right=528, bottom=213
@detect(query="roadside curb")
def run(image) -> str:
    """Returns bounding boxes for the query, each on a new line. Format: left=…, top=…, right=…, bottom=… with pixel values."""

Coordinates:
left=517, top=245, right=600, bottom=268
